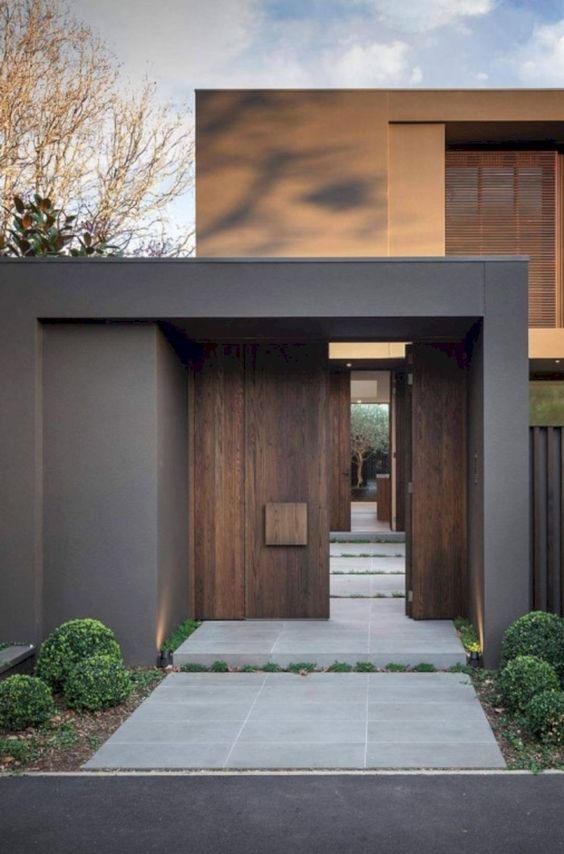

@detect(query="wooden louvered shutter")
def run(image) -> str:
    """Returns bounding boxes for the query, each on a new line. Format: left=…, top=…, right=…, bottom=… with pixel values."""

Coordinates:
left=446, top=151, right=558, bottom=327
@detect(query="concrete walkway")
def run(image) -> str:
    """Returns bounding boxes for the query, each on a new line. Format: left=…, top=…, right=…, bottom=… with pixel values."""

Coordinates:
left=331, top=574, right=405, bottom=597
left=85, top=672, right=505, bottom=770
left=173, top=599, right=465, bottom=668
left=174, top=540, right=463, bottom=669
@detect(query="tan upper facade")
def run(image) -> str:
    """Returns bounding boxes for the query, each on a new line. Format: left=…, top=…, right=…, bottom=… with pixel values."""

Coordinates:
left=195, top=89, right=564, bottom=356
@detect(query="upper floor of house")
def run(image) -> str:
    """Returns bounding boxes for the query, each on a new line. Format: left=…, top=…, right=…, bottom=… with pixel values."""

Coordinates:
left=195, top=89, right=564, bottom=357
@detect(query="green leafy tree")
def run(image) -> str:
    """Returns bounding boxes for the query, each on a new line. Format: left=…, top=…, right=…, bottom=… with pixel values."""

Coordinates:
left=350, top=404, right=389, bottom=488
left=0, top=194, right=116, bottom=256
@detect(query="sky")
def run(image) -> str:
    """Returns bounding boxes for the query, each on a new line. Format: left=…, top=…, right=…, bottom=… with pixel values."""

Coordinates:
left=68, top=0, right=564, bottom=242
left=71, top=0, right=564, bottom=96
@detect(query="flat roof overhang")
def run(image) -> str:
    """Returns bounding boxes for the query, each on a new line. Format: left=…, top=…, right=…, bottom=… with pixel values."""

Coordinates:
left=0, top=256, right=524, bottom=329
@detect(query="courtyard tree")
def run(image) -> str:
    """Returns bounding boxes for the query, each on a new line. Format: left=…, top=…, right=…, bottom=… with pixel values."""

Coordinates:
left=0, top=0, right=193, bottom=253
left=350, top=403, right=388, bottom=488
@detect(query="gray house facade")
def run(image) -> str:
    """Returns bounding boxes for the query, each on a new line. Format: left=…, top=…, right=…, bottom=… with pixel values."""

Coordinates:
left=0, top=257, right=528, bottom=666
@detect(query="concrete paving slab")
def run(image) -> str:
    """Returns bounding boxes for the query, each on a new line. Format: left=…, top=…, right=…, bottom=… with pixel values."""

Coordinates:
left=225, top=742, right=367, bottom=769
left=131, top=700, right=253, bottom=721
left=249, top=699, right=367, bottom=720
left=174, top=599, right=465, bottom=668
left=330, top=557, right=405, bottom=573
left=86, top=742, right=232, bottom=769
left=330, top=543, right=406, bottom=556
left=331, top=574, right=405, bottom=597
left=364, top=742, right=506, bottom=769
left=86, top=673, right=504, bottom=770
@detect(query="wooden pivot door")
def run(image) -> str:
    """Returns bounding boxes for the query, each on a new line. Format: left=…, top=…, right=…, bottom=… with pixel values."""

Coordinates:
left=245, top=343, right=330, bottom=618
left=192, top=344, right=245, bottom=619
left=391, top=371, right=408, bottom=533
left=192, top=342, right=330, bottom=620
left=329, top=371, right=351, bottom=532
left=406, top=343, right=467, bottom=619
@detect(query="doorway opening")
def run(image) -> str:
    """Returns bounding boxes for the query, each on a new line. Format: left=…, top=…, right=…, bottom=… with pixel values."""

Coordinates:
left=330, top=359, right=406, bottom=607
left=350, top=370, right=391, bottom=534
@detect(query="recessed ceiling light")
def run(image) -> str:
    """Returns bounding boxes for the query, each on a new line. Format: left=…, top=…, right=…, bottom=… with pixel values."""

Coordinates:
left=357, top=399, right=362, bottom=403
left=346, top=362, right=352, bottom=368
left=556, top=359, right=561, bottom=364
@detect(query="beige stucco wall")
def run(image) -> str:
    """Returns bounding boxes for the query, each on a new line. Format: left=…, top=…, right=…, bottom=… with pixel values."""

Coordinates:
left=196, top=89, right=564, bottom=260
left=196, top=91, right=389, bottom=257
left=388, top=123, right=445, bottom=255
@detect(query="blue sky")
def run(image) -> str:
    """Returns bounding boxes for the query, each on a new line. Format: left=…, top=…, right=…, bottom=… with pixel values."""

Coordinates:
left=73, top=0, right=564, bottom=96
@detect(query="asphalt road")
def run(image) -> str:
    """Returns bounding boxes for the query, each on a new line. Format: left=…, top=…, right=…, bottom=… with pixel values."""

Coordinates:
left=2, top=773, right=564, bottom=854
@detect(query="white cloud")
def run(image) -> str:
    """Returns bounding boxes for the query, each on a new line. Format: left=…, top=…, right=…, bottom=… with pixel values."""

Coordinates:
left=326, top=40, right=422, bottom=86
left=71, top=0, right=262, bottom=93
left=516, top=20, right=564, bottom=83
left=354, top=0, right=494, bottom=33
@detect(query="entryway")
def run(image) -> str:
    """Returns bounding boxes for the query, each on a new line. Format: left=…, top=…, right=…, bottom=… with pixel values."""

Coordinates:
left=190, top=340, right=468, bottom=625
left=175, top=540, right=464, bottom=669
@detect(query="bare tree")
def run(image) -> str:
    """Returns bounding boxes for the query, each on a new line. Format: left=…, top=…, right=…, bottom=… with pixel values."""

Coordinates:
left=0, top=0, right=193, bottom=252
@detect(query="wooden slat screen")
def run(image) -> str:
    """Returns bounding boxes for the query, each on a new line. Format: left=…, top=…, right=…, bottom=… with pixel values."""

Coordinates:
left=446, top=151, right=558, bottom=327
left=530, top=426, right=564, bottom=616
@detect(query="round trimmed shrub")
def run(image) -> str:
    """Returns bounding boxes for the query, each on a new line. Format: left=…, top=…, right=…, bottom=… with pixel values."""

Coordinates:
left=498, top=655, right=560, bottom=712
left=0, top=675, right=55, bottom=731
left=63, top=655, right=132, bottom=712
left=501, top=611, right=564, bottom=679
left=525, top=690, right=564, bottom=746
left=36, top=619, right=121, bottom=690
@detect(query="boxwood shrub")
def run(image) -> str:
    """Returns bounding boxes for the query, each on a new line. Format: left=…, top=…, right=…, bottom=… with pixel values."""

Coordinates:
left=501, top=612, right=564, bottom=679
left=0, top=675, right=55, bottom=731
left=498, top=655, right=560, bottom=712
left=63, top=655, right=132, bottom=712
left=525, top=690, right=564, bottom=746
left=36, top=619, right=121, bottom=690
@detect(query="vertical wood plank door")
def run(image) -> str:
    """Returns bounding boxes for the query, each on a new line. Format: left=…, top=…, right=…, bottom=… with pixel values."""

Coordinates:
left=409, top=343, right=467, bottom=619
left=329, top=371, right=351, bottom=532
left=193, top=344, right=245, bottom=619
left=391, top=371, right=408, bottom=533
left=404, top=353, right=413, bottom=618
left=245, top=343, right=330, bottom=618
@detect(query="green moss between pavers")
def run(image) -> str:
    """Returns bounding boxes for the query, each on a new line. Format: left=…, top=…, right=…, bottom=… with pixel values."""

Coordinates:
left=179, top=662, right=469, bottom=674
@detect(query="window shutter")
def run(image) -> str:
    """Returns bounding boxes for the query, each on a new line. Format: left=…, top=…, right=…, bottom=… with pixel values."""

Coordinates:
left=446, top=151, right=558, bottom=327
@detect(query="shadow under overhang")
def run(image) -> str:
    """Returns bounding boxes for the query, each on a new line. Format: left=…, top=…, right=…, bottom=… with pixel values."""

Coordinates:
left=164, top=316, right=479, bottom=343
left=446, top=121, right=564, bottom=148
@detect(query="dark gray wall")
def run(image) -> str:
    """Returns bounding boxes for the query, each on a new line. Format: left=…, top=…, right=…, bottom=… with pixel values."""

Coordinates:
left=0, top=258, right=529, bottom=665
left=42, top=323, right=189, bottom=664
left=466, top=322, right=485, bottom=650
left=482, top=262, right=531, bottom=666
left=156, top=332, right=190, bottom=649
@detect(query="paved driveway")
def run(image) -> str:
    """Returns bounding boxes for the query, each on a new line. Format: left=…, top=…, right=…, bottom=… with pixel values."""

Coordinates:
left=86, top=672, right=504, bottom=770
left=3, top=775, right=562, bottom=854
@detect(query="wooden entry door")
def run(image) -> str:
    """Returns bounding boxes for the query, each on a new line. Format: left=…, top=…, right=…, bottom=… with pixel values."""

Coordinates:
left=329, top=371, right=351, bottom=532
left=192, top=342, right=330, bottom=620
left=245, top=343, right=329, bottom=618
left=406, top=343, right=467, bottom=619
